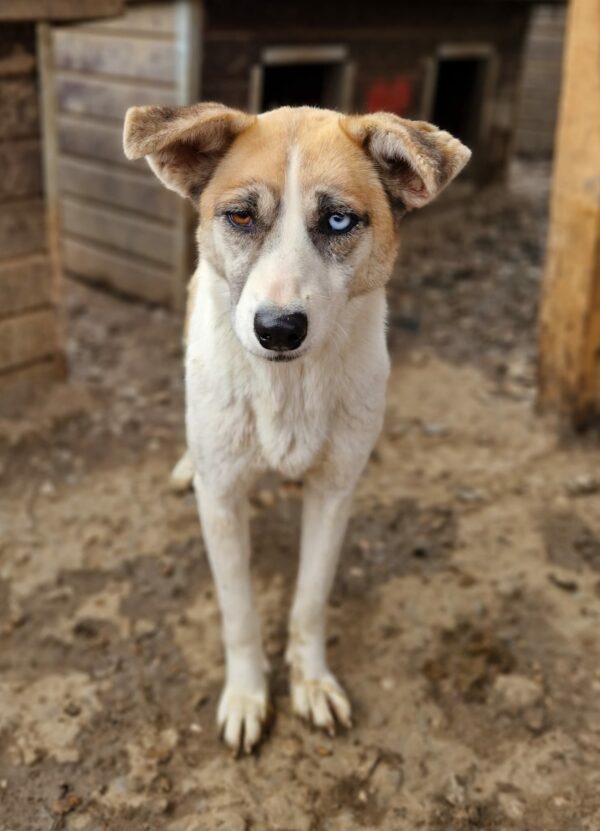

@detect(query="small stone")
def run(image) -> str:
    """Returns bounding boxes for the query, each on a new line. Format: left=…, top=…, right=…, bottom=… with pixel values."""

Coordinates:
left=133, top=619, right=157, bottom=639
left=524, top=706, right=547, bottom=734
left=492, top=674, right=543, bottom=715
left=422, top=422, right=449, bottom=437
left=39, top=480, right=56, bottom=498
left=498, top=792, right=525, bottom=820
left=443, top=773, right=466, bottom=807
left=565, top=473, right=600, bottom=497
left=380, top=677, right=395, bottom=691
left=455, top=488, right=485, bottom=504
left=64, top=701, right=81, bottom=717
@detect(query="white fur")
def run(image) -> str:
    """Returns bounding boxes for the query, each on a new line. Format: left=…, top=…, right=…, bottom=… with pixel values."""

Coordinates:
left=183, top=142, right=390, bottom=752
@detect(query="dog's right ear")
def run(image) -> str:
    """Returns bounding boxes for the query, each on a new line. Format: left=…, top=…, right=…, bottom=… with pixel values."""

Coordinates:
left=123, top=102, right=257, bottom=202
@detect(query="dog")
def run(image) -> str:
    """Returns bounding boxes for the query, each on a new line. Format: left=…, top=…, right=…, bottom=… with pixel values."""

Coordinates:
left=123, top=103, right=470, bottom=753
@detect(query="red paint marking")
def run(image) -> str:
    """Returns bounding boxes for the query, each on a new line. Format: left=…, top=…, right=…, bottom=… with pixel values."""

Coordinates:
left=367, top=77, right=413, bottom=115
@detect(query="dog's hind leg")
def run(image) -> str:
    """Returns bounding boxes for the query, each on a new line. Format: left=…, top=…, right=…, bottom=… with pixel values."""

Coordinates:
left=287, top=481, right=354, bottom=734
left=169, top=449, right=195, bottom=493
left=194, top=475, right=269, bottom=754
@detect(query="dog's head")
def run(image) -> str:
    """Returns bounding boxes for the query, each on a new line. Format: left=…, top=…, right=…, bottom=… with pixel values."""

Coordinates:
left=124, top=104, right=470, bottom=362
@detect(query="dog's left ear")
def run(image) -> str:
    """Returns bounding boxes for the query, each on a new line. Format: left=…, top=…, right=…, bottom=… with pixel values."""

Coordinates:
left=341, top=113, right=471, bottom=211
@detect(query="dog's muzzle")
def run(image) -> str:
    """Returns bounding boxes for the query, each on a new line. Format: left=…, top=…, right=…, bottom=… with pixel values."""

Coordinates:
left=254, top=309, right=308, bottom=352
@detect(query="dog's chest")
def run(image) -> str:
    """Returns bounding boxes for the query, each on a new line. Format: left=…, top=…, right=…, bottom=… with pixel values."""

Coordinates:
left=251, top=364, right=333, bottom=478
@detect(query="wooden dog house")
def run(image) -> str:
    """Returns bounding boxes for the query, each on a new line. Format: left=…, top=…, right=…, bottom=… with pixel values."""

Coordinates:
left=0, top=1, right=123, bottom=405
left=41, top=0, right=561, bottom=310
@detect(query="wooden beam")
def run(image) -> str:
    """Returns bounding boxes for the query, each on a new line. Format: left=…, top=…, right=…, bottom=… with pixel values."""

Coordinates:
left=0, top=1, right=124, bottom=22
left=538, top=0, right=600, bottom=429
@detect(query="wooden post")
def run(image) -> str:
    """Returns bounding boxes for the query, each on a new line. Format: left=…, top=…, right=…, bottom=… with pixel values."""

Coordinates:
left=538, top=0, right=600, bottom=428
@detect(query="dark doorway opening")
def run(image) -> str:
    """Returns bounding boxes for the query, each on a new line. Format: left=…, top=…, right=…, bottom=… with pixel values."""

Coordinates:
left=431, top=57, right=488, bottom=149
left=260, top=62, right=344, bottom=111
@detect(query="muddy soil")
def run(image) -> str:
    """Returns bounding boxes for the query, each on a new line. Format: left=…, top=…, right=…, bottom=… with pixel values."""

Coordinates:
left=1, top=162, right=600, bottom=830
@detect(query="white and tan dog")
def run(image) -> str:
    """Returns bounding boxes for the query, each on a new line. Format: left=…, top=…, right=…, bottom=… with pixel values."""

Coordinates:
left=124, top=104, right=470, bottom=753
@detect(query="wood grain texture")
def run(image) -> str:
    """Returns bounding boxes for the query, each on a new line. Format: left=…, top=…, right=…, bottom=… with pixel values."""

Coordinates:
left=76, top=4, right=177, bottom=35
left=0, top=140, right=43, bottom=200
left=0, top=1, right=124, bottom=22
left=53, top=29, right=177, bottom=83
left=0, top=356, right=64, bottom=402
left=0, top=308, right=58, bottom=372
left=538, top=0, right=600, bottom=427
left=516, top=5, right=566, bottom=156
left=58, top=157, right=176, bottom=221
left=0, top=76, right=39, bottom=138
left=62, top=237, right=171, bottom=304
left=55, top=73, right=177, bottom=122
left=0, top=200, right=46, bottom=259
left=61, top=197, right=176, bottom=266
left=57, top=115, right=149, bottom=170
left=0, top=253, right=53, bottom=316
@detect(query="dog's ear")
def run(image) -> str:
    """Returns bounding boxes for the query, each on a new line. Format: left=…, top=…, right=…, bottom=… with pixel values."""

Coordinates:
left=123, top=102, right=257, bottom=201
left=341, top=112, right=471, bottom=211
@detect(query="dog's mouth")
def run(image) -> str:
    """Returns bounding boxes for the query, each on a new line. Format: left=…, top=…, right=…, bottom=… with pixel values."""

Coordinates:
left=265, top=352, right=303, bottom=363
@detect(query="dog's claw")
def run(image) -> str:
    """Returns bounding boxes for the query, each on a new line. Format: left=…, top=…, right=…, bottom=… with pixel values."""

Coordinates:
left=217, top=685, right=269, bottom=755
left=291, top=670, right=352, bottom=734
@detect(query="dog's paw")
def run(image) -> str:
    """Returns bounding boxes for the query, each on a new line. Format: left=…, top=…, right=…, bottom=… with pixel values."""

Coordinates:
left=217, top=683, right=270, bottom=755
left=290, top=667, right=352, bottom=735
left=169, top=449, right=195, bottom=494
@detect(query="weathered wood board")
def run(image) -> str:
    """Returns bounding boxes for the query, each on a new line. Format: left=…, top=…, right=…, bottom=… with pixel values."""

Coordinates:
left=516, top=5, right=566, bottom=156
left=0, top=254, right=53, bottom=316
left=62, top=237, right=172, bottom=305
left=45, top=1, right=201, bottom=306
left=538, top=0, right=600, bottom=427
left=0, top=1, right=124, bottom=22
left=0, top=308, right=59, bottom=373
left=58, top=157, right=175, bottom=221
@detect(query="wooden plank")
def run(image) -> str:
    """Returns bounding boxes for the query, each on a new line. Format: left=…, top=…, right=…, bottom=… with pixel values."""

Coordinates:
left=0, top=309, right=59, bottom=373
left=538, top=0, right=600, bottom=428
left=62, top=237, right=171, bottom=304
left=0, top=76, right=39, bottom=138
left=61, top=197, right=176, bottom=266
left=0, top=254, right=53, bottom=316
left=0, top=140, right=43, bottom=200
left=77, top=4, right=177, bottom=35
left=57, top=114, right=149, bottom=170
left=0, top=357, right=64, bottom=404
left=53, top=29, right=177, bottom=83
left=37, top=22, right=65, bottom=386
left=0, top=1, right=124, bottom=22
left=0, top=200, right=46, bottom=259
left=58, top=157, right=176, bottom=221
left=55, top=72, right=178, bottom=121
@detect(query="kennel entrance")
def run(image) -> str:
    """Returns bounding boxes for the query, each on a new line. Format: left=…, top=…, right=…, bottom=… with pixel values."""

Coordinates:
left=422, top=45, right=496, bottom=171
left=249, top=47, right=354, bottom=113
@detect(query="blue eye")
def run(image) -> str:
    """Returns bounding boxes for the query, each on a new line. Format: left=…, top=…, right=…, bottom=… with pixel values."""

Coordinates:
left=326, top=212, right=357, bottom=234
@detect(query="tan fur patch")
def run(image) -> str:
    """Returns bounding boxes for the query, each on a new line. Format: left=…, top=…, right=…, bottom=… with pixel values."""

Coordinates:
left=125, top=104, right=470, bottom=299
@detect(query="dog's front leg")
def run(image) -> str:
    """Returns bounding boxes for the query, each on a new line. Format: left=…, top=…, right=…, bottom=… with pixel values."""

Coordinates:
left=194, top=475, right=268, bottom=754
left=287, top=480, right=354, bottom=734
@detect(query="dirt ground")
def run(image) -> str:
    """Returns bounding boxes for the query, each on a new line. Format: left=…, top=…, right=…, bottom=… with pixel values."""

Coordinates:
left=2, top=161, right=600, bottom=831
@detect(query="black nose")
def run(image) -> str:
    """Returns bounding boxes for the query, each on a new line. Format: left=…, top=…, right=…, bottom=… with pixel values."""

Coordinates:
left=254, top=309, right=308, bottom=352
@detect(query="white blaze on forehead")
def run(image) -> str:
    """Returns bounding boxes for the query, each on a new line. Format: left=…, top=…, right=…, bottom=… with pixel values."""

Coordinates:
left=261, top=143, right=311, bottom=307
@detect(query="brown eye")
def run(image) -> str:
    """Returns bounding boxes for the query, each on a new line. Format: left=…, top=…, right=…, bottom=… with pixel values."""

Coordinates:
left=227, top=210, right=254, bottom=229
